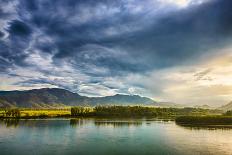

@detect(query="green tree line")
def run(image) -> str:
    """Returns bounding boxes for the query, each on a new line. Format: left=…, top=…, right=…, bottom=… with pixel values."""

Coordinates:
left=3, top=109, right=21, bottom=118
left=71, top=106, right=221, bottom=117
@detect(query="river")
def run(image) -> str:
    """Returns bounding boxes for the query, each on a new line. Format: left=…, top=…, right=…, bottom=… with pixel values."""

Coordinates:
left=0, top=118, right=232, bottom=155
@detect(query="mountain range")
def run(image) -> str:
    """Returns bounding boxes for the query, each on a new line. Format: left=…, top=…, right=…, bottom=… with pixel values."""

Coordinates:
left=1, top=88, right=231, bottom=110
left=0, top=88, right=156, bottom=108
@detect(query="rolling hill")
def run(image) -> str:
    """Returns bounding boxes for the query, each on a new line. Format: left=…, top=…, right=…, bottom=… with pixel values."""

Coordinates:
left=218, top=101, right=232, bottom=111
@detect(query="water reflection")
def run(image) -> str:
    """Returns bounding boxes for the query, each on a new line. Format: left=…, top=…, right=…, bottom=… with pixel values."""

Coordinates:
left=1, top=118, right=232, bottom=130
left=94, top=120, right=142, bottom=127
left=70, top=118, right=143, bottom=127
left=0, top=118, right=144, bottom=128
left=70, top=119, right=86, bottom=127
left=0, top=119, right=69, bottom=128
left=176, top=123, right=232, bottom=130
left=0, top=119, right=20, bottom=127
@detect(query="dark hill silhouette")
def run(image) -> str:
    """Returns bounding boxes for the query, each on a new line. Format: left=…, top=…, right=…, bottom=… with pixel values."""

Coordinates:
left=0, top=88, right=156, bottom=108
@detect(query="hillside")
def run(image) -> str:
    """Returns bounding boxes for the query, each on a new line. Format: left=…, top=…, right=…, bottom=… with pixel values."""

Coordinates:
left=0, top=88, right=156, bottom=108
left=218, top=101, right=232, bottom=111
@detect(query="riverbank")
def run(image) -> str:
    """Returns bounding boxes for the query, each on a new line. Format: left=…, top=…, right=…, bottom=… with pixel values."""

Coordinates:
left=175, top=116, right=232, bottom=126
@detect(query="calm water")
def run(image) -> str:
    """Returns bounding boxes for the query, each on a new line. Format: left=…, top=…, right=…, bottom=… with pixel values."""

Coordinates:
left=0, top=118, right=232, bottom=155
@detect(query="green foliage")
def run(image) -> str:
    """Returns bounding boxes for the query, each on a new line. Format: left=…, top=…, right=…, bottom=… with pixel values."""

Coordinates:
left=71, top=106, right=221, bottom=117
left=94, top=106, right=221, bottom=117
left=4, top=109, right=21, bottom=118
left=224, top=110, right=232, bottom=116
left=94, top=106, right=157, bottom=117
left=71, top=107, right=92, bottom=116
left=0, top=106, right=222, bottom=118
left=0, top=108, right=70, bottom=118
left=176, top=116, right=232, bottom=125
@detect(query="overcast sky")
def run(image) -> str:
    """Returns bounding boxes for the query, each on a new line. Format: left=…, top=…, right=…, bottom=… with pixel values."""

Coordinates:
left=0, top=0, right=232, bottom=106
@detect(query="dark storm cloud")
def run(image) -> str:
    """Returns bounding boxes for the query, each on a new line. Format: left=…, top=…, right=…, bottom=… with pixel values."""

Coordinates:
left=16, top=0, right=232, bottom=70
left=8, top=20, right=31, bottom=36
left=0, top=0, right=232, bottom=94
left=112, top=0, right=232, bottom=68
left=0, top=31, right=4, bottom=38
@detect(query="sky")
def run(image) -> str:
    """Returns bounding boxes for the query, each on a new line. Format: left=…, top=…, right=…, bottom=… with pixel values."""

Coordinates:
left=0, top=0, right=232, bottom=106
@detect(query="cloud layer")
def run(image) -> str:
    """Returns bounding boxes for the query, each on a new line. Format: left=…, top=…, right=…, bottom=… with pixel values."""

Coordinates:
left=0, top=0, right=232, bottom=106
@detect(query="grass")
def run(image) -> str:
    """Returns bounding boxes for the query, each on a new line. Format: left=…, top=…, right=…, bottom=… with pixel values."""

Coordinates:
left=21, top=110, right=71, bottom=117
left=0, top=109, right=71, bottom=118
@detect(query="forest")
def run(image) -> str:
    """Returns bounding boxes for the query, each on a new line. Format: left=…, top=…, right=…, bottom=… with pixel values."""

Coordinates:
left=70, top=106, right=221, bottom=117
